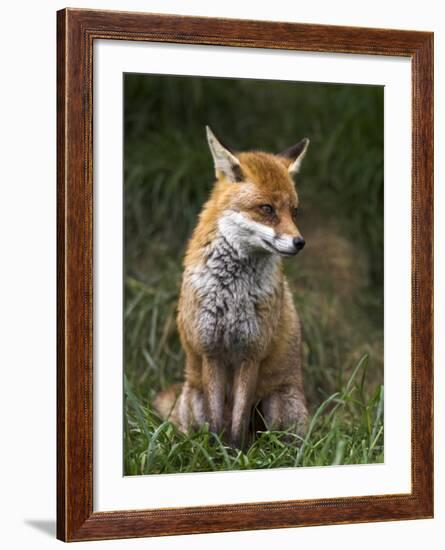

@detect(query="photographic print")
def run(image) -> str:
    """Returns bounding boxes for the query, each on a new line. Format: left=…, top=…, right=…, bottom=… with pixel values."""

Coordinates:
left=123, top=74, right=384, bottom=476
left=57, top=9, right=433, bottom=540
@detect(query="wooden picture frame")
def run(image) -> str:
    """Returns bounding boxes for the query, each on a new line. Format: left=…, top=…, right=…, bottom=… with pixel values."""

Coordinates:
left=57, top=8, right=434, bottom=542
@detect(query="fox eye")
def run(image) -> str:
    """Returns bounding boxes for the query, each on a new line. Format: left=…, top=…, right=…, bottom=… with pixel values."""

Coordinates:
left=259, top=204, right=275, bottom=216
left=292, top=207, right=299, bottom=220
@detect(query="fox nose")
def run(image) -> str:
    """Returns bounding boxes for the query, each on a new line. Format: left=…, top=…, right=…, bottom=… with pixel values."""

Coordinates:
left=293, top=236, right=305, bottom=252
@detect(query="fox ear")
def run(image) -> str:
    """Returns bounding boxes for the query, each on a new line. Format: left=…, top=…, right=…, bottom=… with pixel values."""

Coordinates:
left=206, top=126, right=244, bottom=183
left=278, top=138, right=310, bottom=175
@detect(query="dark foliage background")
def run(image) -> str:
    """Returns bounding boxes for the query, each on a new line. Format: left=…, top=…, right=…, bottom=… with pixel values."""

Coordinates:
left=123, top=74, right=384, bottom=474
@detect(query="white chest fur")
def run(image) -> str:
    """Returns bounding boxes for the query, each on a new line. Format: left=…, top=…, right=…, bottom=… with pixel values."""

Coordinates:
left=186, top=233, right=281, bottom=357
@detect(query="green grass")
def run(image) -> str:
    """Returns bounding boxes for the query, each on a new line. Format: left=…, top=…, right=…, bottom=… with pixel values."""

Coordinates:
left=124, top=355, right=383, bottom=475
left=123, top=74, right=384, bottom=475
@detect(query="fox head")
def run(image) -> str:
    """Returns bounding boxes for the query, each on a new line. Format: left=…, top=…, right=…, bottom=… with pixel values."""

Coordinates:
left=206, top=126, right=309, bottom=257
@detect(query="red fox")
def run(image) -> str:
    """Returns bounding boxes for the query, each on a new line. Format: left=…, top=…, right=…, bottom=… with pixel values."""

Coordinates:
left=154, top=126, right=309, bottom=449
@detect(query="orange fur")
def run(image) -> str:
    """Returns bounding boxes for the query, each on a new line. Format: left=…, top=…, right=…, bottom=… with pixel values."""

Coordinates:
left=154, top=134, right=309, bottom=449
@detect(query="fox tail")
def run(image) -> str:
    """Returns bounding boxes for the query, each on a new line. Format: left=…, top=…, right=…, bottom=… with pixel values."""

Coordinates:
left=152, top=383, right=182, bottom=421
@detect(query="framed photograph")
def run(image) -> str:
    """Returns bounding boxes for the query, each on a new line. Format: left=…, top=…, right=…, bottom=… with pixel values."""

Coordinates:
left=57, top=8, right=433, bottom=542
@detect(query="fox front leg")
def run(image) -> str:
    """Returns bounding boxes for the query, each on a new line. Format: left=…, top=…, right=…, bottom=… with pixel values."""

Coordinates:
left=231, top=360, right=259, bottom=450
left=202, top=356, right=227, bottom=436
